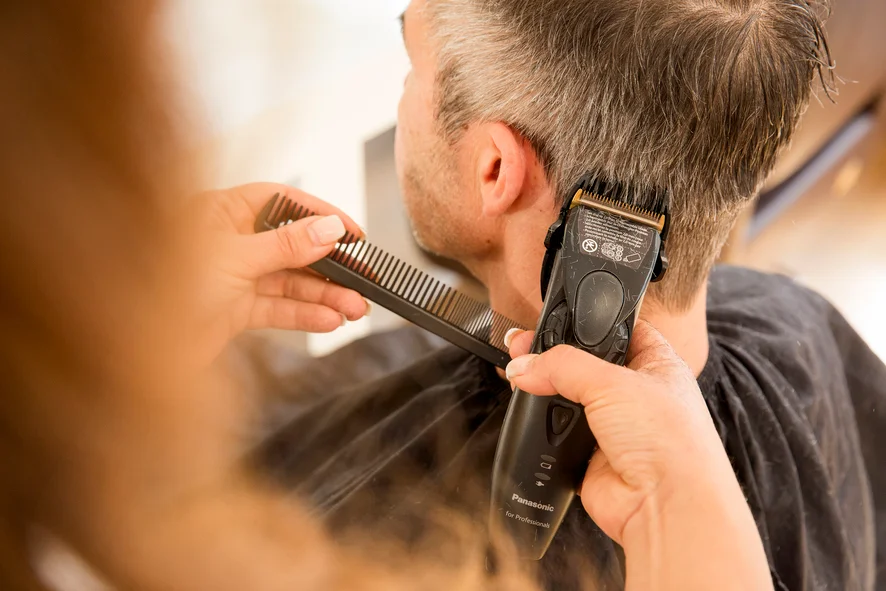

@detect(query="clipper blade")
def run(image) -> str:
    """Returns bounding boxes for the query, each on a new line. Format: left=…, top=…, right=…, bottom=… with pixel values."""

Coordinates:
left=570, top=176, right=667, bottom=233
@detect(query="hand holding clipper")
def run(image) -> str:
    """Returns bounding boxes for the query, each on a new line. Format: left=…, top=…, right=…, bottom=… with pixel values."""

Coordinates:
left=490, top=174, right=669, bottom=559
left=503, top=324, right=774, bottom=591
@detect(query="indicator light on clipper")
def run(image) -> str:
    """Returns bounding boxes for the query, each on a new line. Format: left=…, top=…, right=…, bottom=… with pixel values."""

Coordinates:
left=490, top=173, right=670, bottom=560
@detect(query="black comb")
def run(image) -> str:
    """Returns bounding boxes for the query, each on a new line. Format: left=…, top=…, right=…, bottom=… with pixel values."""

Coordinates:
left=254, top=193, right=527, bottom=369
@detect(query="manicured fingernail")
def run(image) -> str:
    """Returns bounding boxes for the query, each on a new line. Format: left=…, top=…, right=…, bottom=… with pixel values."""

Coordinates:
left=339, top=314, right=348, bottom=327
left=308, top=215, right=346, bottom=246
left=363, top=298, right=373, bottom=317
left=504, top=328, right=523, bottom=349
left=506, top=355, right=536, bottom=381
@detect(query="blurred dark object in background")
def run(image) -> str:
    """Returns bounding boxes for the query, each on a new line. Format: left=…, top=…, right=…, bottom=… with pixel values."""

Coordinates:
left=719, top=0, right=886, bottom=359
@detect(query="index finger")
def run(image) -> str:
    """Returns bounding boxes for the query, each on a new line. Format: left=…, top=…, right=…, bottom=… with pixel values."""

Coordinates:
left=235, top=183, right=364, bottom=238
left=506, top=329, right=534, bottom=358
left=508, top=345, right=633, bottom=406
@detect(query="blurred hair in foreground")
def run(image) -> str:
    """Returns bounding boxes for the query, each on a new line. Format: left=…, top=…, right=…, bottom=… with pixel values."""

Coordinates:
left=0, top=1, right=538, bottom=589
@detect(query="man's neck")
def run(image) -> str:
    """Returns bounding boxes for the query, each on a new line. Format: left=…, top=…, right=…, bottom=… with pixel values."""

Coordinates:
left=638, top=289, right=710, bottom=377
left=471, top=238, right=710, bottom=377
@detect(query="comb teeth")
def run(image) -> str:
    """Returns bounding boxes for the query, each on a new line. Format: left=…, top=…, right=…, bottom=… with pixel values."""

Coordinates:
left=256, top=193, right=315, bottom=229
left=253, top=193, right=526, bottom=362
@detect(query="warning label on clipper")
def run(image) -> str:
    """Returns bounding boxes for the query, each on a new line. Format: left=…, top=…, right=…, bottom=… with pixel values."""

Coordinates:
left=578, top=208, right=653, bottom=270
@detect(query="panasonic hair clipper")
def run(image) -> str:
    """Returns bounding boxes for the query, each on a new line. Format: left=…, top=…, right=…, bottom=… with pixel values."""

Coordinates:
left=490, top=173, right=670, bottom=559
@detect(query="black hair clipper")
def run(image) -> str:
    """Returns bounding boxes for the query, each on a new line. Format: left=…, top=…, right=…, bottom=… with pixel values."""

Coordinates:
left=490, top=174, right=670, bottom=559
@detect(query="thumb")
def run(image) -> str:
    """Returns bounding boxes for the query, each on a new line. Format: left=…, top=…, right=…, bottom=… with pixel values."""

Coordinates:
left=240, top=215, right=347, bottom=278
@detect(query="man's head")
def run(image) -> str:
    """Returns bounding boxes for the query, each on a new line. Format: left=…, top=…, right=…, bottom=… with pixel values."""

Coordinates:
left=396, top=0, right=832, bottom=310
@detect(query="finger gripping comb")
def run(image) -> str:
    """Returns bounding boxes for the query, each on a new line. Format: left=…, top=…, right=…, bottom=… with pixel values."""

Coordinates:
left=254, top=193, right=527, bottom=369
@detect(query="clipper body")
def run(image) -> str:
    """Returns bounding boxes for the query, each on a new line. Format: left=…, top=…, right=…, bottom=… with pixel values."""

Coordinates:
left=490, top=177, right=668, bottom=559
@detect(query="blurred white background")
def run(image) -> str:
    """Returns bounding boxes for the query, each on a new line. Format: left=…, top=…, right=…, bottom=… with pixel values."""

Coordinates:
left=164, top=0, right=411, bottom=355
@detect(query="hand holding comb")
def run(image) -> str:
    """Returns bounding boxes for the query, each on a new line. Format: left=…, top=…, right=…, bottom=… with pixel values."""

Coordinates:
left=254, top=193, right=526, bottom=368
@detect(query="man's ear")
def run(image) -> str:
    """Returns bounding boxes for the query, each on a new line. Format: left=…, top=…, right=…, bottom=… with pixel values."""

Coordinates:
left=476, top=123, right=528, bottom=218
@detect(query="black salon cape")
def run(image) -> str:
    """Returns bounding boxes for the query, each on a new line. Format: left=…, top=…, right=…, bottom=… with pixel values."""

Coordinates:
left=250, top=267, right=886, bottom=590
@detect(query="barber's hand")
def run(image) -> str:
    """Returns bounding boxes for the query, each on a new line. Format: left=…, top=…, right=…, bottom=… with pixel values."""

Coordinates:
left=505, top=323, right=772, bottom=590
left=194, top=183, right=370, bottom=363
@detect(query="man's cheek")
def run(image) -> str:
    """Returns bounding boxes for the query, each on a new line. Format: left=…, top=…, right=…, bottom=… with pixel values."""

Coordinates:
left=394, top=125, right=408, bottom=181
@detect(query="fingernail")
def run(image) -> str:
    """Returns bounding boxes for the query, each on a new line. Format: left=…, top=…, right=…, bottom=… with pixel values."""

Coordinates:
left=340, top=314, right=348, bottom=327
left=359, top=225, right=368, bottom=238
left=504, top=328, right=523, bottom=349
left=363, top=298, right=373, bottom=317
left=308, top=215, right=346, bottom=246
left=506, top=355, right=536, bottom=381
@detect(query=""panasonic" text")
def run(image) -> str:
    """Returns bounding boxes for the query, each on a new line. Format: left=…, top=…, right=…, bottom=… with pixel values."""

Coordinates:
left=512, top=493, right=555, bottom=512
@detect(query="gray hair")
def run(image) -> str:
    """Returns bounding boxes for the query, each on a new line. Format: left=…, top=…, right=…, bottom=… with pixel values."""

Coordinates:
left=427, top=0, right=834, bottom=309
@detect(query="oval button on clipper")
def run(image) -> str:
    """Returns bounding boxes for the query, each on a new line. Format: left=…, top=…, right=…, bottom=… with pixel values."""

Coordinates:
left=573, top=271, right=625, bottom=347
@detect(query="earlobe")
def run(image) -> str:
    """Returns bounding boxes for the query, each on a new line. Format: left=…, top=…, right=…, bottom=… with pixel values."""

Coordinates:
left=479, top=124, right=527, bottom=218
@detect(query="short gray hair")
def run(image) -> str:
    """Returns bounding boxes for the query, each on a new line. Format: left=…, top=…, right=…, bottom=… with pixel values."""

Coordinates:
left=427, top=0, right=834, bottom=309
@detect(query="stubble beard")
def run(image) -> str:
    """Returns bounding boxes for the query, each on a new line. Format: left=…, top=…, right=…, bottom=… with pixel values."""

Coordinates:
left=402, top=157, right=469, bottom=260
